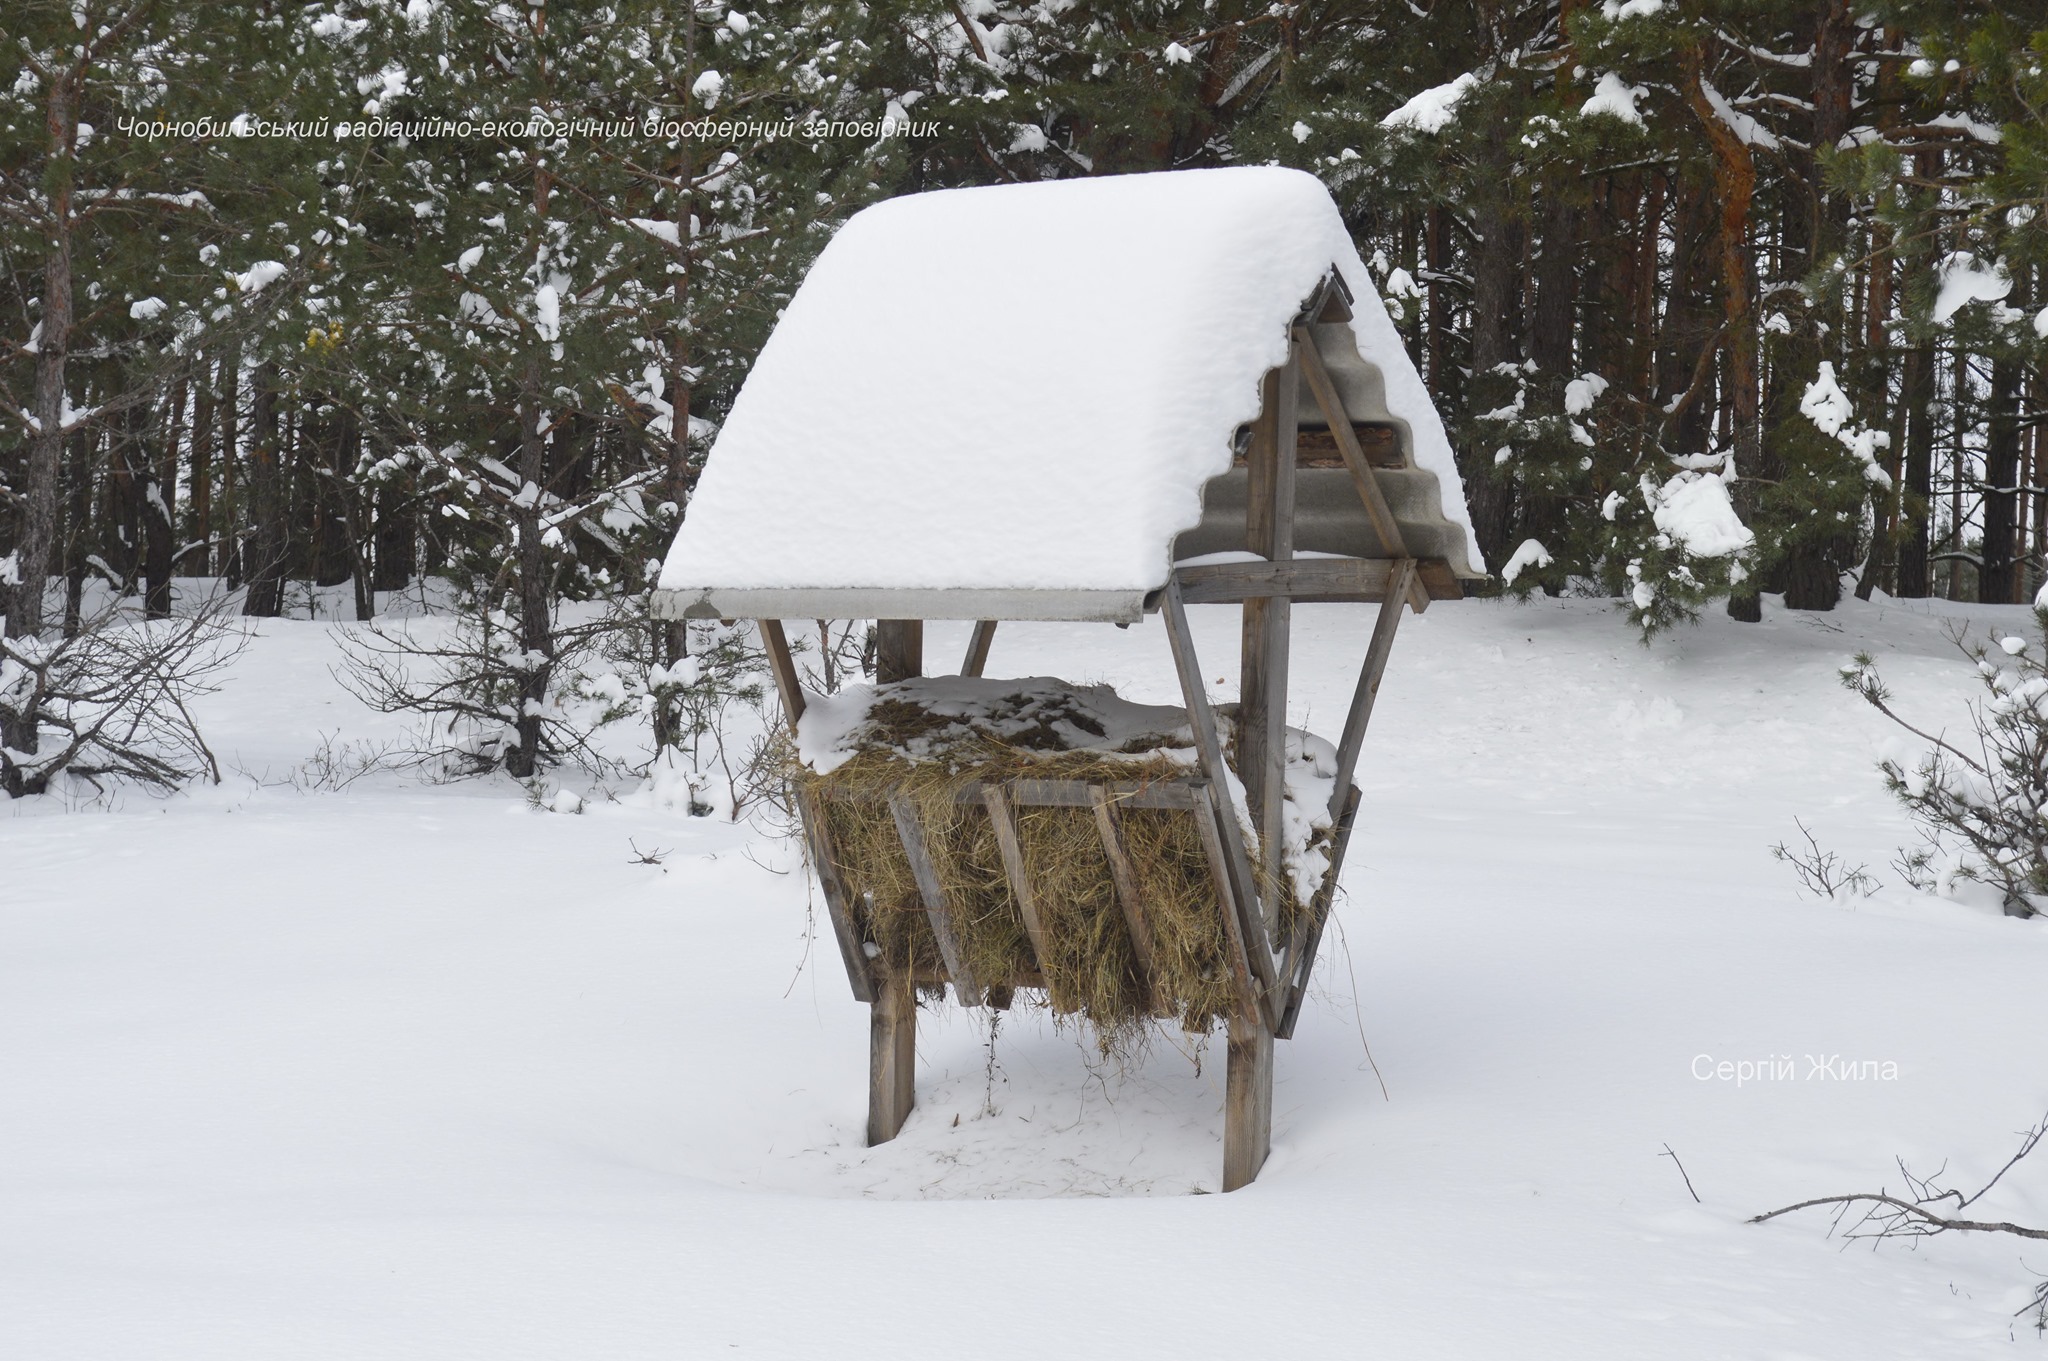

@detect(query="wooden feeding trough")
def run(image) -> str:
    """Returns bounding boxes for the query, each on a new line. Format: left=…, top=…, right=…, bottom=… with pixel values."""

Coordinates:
left=654, top=168, right=1484, bottom=1190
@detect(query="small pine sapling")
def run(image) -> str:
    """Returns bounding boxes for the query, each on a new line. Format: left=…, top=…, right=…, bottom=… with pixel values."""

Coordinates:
left=1841, top=611, right=2048, bottom=916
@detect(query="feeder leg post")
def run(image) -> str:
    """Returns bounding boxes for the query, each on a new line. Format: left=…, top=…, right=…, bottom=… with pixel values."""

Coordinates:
left=867, top=970, right=916, bottom=1145
left=1223, top=1010, right=1274, bottom=1191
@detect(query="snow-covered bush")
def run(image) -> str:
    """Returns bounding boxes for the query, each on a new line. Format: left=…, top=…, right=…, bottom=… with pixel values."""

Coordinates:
left=333, top=592, right=630, bottom=780
left=1841, top=614, right=2048, bottom=916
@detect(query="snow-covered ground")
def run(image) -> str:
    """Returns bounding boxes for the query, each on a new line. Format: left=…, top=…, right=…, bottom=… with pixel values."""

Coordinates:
left=8, top=591, right=2048, bottom=1357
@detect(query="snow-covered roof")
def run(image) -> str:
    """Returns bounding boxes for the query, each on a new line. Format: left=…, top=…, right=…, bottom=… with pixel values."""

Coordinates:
left=656, top=166, right=1481, bottom=622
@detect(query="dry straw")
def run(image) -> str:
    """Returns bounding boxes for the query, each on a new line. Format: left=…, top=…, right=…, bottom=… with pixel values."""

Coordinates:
left=802, top=694, right=1295, bottom=1051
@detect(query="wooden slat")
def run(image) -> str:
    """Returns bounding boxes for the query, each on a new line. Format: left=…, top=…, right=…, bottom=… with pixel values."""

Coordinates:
left=1089, top=787, right=1162, bottom=1012
left=1326, top=560, right=1413, bottom=827
left=757, top=619, right=806, bottom=728
left=1278, top=782, right=1360, bottom=1040
left=1173, top=556, right=1395, bottom=604
left=1190, top=779, right=1260, bottom=1020
left=793, top=784, right=877, bottom=1003
left=816, top=777, right=1203, bottom=810
left=1007, top=777, right=1202, bottom=810
left=1294, top=327, right=1429, bottom=614
left=979, top=784, right=1052, bottom=974
left=960, top=619, right=998, bottom=677
left=1160, top=580, right=1280, bottom=1025
left=888, top=792, right=981, bottom=1007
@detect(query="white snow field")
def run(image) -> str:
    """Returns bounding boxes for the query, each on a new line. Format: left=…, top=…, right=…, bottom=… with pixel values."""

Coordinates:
left=8, top=590, right=2048, bottom=1358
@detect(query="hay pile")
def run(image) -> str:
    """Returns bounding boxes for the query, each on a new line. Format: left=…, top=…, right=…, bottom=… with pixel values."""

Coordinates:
left=796, top=677, right=1338, bottom=1046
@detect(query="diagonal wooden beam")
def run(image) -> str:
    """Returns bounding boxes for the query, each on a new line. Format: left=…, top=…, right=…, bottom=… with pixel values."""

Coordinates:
left=979, top=784, right=1052, bottom=973
left=960, top=619, right=998, bottom=677
left=1160, top=580, right=1281, bottom=1027
left=1190, top=779, right=1262, bottom=1024
left=756, top=619, right=807, bottom=728
left=1090, top=786, right=1163, bottom=1014
left=888, top=791, right=982, bottom=1008
left=1293, top=329, right=1430, bottom=614
left=1326, top=558, right=1415, bottom=827
left=1278, top=783, right=1360, bottom=1039
left=794, top=785, right=877, bottom=1003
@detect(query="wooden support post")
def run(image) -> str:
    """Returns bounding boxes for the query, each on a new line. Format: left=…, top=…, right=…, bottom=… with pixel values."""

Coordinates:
left=869, top=624, right=924, bottom=1139
left=757, top=619, right=806, bottom=727
left=1242, top=348, right=1297, bottom=942
left=1223, top=1006, right=1274, bottom=1191
left=876, top=619, right=923, bottom=683
left=960, top=619, right=997, bottom=677
left=868, top=968, right=916, bottom=1145
left=1090, top=787, right=1162, bottom=1012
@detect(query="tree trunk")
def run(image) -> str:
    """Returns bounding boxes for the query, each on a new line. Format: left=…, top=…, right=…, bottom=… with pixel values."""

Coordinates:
left=241, top=363, right=286, bottom=617
left=1983, top=356, right=2022, bottom=605
left=60, top=429, right=93, bottom=639
left=142, top=380, right=184, bottom=618
left=5, top=67, right=79, bottom=686
left=1686, top=49, right=1764, bottom=622
left=508, top=348, right=555, bottom=780
left=1897, top=339, right=1936, bottom=597
left=1464, top=201, right=1523, bottom=573
left=189, top=367, right=214, bottom=582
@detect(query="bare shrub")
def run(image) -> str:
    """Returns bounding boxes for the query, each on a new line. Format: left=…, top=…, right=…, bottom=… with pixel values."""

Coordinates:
left=0, top=592, right=246, bottom=797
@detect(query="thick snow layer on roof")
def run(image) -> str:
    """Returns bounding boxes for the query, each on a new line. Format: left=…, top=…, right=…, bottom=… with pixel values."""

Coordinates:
left=660, top=166, right=1478, bottom=599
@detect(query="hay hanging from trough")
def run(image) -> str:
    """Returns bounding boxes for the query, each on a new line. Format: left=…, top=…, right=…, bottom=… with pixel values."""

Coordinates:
left=797, top=678, right=1338, bottom=1047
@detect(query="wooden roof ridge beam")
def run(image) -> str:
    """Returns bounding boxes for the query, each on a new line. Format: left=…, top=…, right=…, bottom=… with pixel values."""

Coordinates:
left=1291, top=326, right=1431, bottom=614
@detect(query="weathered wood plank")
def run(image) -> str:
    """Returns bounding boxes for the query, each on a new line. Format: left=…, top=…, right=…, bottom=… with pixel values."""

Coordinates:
left=888, top=791, right=981, bottom=1007
left=979, top=784, right=1052, bottom=973
left=757, top=619, right=807, bottom=728
left=867, top=971, right=916, bottom=1145
left=1089, top=787, right=1162, bottom=1012
left=1160, top=580, right=1280, bottom=1024
left=793, top=784, right=877, bottom=1003
left=960, top=619, right=998, bottom=678
left=1223, top=1007, right=1274, bottom=1191
left=1295, top=327, right=1429, bottom=614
